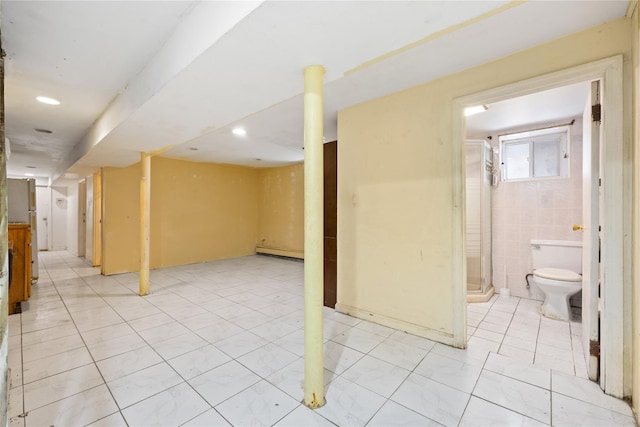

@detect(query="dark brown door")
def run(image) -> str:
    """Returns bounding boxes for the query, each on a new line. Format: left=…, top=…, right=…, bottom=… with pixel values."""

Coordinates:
left=324, top=141, right=337, bottom=308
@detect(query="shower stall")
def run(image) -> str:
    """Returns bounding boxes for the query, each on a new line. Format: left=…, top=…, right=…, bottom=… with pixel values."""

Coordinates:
left=466, top=140, right=494, bottom=301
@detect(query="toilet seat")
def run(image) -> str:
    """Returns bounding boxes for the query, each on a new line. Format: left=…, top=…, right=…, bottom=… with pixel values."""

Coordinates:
left=534, top=267, right=581, bottom=282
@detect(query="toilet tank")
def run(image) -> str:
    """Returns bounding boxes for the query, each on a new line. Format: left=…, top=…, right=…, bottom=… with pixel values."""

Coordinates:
left=531, top=240, right=582, bottom=274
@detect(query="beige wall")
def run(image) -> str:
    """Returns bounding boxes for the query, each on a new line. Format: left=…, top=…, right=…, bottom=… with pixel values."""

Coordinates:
left=102, top=157, right=259, bottom=275
left=102, top=163, right=140, bottom=275
left=337, top=18, right=631, bottom=346
left=256, top=163, right=304, bottom=258
left=150, top=157, right=259, bottom=268
left=631, top=2, right=639, bottom=421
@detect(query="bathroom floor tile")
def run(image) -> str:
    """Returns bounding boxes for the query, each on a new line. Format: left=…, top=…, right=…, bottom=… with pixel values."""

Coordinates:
left=472, top=370, right=550, bottom=424
left=484, top=352, right=550, bottom=389
left=551, top=371, right=634, bottom=416
left=552, top=392, right=636, bottom=426
left=459, top=396, right=547, bottom=427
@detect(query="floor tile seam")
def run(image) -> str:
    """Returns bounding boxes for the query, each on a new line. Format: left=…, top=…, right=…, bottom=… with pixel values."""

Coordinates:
left=365, top=341, right=429, bottom=372
left=194, top=367, right=264, bottom=410
left=549, top=388, right=634, bottom=417
left=106, top=375, right=189, bottom=413
left=387, top=382, right=469, bottom=426
left=476, top=360, right=554, bottom=397
left=23, top=382, right=108, bottom=415
left=21, top=356, right=96, bottom=387
left=467, top=395, right=552, bottom=426
left=365, top=397, right=440, bottom=427
left=179, top=407, right=230, bottom=427
left=101, top=358, right=166, bottom=384
left=482, top=362, right=552, bottom=391
left=80, top=409, right=125, bottom=427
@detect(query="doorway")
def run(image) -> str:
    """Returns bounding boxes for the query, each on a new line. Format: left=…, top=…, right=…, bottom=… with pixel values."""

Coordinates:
left=453, top=56, right=628, bottom=398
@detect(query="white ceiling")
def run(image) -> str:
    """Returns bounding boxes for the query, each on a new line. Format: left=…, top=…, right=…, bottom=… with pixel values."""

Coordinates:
left=466, top=81, right=592, bottom=138
left=0, top=1, right=629, bottom=183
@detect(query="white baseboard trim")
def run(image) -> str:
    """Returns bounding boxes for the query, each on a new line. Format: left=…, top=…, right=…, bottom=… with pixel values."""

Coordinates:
left=334, top=303, right=457, bottom=347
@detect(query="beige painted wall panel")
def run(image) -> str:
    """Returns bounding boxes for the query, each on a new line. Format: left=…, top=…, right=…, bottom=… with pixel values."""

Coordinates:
left=150, top=157, right=258, bottom=268
left=257, top=163, right=304, bottom=256
left=631, top=3, right=639, bottom=421
left=338, top=17, right=631, bottom=341
left=102, top=163, right=140, bottom=275
left=102, top=157, right=259, bottom=275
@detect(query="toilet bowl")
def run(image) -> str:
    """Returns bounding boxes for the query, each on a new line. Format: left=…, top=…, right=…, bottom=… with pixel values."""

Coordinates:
left=532, top=267, right=582, bottom=320
left=530, top=240, right=582, bottom=321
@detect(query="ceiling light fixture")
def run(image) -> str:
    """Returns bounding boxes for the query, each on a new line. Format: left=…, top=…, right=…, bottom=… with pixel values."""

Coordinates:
left=26, top=166, right=36, bottom=169
left=36, top=96, right=60, bottom=105
left=232, top=127, right=246, bottom=136
left=464, top=105, right=488, bottom=117
left=24, top=173, right=34, bottom=177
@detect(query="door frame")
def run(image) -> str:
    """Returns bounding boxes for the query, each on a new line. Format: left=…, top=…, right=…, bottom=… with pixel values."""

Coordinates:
left=451, top=55, right=628, bottom=397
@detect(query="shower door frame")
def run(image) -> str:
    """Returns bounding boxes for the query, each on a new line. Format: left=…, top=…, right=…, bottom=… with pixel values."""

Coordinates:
left=465, top=139, right=493, bottom=299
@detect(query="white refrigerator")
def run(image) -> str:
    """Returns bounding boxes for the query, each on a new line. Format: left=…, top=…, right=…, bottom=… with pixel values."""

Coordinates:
left=7, top=178, right=39, bottom=280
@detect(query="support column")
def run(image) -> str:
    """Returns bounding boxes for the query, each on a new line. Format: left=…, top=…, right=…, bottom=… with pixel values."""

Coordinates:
left=303, top=65, right=325, bottom=409
left=139, top=152, right=151, bottom=296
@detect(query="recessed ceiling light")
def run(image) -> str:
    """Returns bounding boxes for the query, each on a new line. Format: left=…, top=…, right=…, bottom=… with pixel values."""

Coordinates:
left=232, top=127, right=246, bottom=136
left=34, top=128, right=53, bottom=134
left=464, top=105, right=488, bottom=117
left=24, top=173, right=34, bottom=177
left=36, top=96, right=60, bottom=105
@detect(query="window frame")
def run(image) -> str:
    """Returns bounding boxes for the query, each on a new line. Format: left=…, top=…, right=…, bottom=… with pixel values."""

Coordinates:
left=499, top=125, right=571, bottom=182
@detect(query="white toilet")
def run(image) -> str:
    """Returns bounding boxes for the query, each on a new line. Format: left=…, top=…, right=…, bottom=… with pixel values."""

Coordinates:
left=530, top=240, right=582, bottom=321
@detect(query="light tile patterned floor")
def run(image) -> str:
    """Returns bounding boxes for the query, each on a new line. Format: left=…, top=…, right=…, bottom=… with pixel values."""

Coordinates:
left=7, top=251, right=636, bottom=426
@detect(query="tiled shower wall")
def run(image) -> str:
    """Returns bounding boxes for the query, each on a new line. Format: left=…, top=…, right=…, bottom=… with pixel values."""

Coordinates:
left=490, top=117, right=583, bottom=300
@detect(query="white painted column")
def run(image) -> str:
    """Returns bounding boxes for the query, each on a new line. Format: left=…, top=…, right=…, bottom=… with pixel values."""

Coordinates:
left=139, top=152, right=150, bottom=296
left=303, top=65, right=325, bottom=409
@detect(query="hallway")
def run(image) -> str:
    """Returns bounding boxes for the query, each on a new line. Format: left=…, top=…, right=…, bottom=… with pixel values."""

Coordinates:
left=7, top=251, right=635, bottom=426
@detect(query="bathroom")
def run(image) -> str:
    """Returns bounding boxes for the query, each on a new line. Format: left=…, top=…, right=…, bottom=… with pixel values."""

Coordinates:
left=465, top=80, right=591, bottom=321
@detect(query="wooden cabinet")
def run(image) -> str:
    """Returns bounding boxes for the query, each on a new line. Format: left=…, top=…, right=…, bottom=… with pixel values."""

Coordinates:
left=8, top=223, right=32, bottom=314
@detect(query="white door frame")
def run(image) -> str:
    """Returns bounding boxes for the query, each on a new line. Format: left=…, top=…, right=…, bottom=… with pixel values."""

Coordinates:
left=451, top=55, right=627, bottom=397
